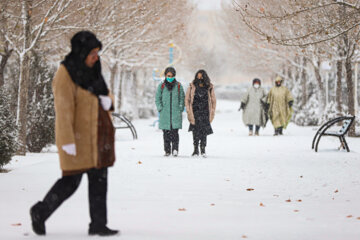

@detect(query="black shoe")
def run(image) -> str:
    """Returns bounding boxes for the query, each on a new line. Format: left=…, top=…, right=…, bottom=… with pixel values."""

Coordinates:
left=192, top=146, right=199, bottom=157
left=89, top=226, right=119, bottom=236
left=30, top=202, right=46, bottom=235
left=164, top=152, right=171, bottom=157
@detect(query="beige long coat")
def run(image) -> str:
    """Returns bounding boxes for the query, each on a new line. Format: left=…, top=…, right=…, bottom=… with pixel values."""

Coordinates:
left=241, top=87, right=267, bottom=127
left=52, top=64, right=114, bottom=172
left=185, top=83, right=216, bottom=125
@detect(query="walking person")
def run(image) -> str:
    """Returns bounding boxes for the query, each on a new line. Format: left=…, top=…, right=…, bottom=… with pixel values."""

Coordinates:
left=185, top=70, right=216, bottom=157
left=267, top=76, right=294, bottom=136
left=155, top=67, right=185, bottom=157
left=30, top=31, right=118, bottom=236
left=239, top=78, right=267, bottom=136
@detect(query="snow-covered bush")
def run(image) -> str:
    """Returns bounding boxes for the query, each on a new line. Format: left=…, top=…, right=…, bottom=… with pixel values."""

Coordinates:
left=318, top=101, right=349, bottom=125
left=293, top=93, right=320, bottom=126
left=26, top=53, right=55, bottom=153
left=0, top=88, right=17, bottom=169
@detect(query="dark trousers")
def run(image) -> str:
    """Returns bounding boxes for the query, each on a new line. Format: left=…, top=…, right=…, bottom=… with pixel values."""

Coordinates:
left=163, top=129, right=179, bottom=153
left=193, top=131, right=207, bottom=149
left=39, top=168, right=108, bottom=228
left=248, top=125, right=260, bottom=132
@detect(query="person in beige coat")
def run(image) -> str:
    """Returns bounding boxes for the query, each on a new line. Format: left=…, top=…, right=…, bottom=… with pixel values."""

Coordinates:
left=185, top=70, right=216, bottom=157
left=30, top=31, right=118, bottom=236
left=239, top=78, right=267, bottom=136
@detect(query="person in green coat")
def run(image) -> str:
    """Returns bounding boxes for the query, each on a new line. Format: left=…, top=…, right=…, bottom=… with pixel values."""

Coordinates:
left=155, top=67, right=185, bottom=157
left=267, top=76, right=294, bottom=136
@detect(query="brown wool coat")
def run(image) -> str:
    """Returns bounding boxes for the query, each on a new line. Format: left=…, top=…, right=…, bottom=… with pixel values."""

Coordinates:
left=185, top=82, right=216, bottom=125
left=52, top=64, right=115, bottom=173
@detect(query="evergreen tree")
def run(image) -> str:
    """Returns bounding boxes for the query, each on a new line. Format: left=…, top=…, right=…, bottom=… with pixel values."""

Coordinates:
left=0, top=88, right=17, bottom=170
left=26, top=53, right=55, bottom=153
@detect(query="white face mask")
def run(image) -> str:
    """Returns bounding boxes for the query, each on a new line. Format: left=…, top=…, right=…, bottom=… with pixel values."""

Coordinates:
left=254, top=84, right=260, bottom=89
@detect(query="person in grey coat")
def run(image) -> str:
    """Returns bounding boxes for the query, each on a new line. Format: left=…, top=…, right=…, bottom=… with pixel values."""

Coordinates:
left=239, top=78, right=267, bottom=136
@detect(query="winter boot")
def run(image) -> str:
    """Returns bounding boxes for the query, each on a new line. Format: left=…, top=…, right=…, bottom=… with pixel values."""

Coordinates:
left=200, top=146, right=206, bottom=158
left=164, top=152, right=171, bottom=157
left=249, top=130, right=253, bottom=136
left=255, top=130, right=259, bottom=136
left=30, top=202, right=47, bottom=235
left=274, top=128, right=279, bottom=136
left=278, top=127, right=283, bottom=135
left=192, top=144, right=199, bottom=157
left=89, top=225, right=119, bottom=236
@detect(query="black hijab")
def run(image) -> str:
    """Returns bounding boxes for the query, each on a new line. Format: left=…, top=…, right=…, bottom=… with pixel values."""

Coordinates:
left=62, top=31, right=108, bottom=96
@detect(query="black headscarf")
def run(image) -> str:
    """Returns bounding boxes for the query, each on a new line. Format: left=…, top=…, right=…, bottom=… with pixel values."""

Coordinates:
left=62, top=31, right=108, bottom=96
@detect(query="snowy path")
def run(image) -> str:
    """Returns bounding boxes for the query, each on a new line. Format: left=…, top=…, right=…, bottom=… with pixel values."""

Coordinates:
left=1, top=100, right=360, bottom=240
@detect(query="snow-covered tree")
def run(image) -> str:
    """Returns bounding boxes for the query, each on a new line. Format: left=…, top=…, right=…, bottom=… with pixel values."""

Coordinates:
left=26, top=52, right=55, bottom=153
left=0, top=88, right=17, bottom=170
left=1, top=0, right=93, bottom=155
left=231, top=0, right=360, bottom=135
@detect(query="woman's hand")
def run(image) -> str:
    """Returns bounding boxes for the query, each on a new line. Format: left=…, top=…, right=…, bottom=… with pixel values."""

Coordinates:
left=99, top=95, right=112, bottom=110
left=62, top=143, right=76, bottom=156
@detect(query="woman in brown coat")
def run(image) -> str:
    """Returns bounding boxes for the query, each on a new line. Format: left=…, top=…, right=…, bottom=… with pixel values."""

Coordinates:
left=30, top=31, right=118, bottom=236
left=185, top=70, right=216, bottom=157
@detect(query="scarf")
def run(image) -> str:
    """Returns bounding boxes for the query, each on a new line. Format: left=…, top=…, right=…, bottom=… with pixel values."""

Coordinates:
left=61, top=31, right=108, bottom=97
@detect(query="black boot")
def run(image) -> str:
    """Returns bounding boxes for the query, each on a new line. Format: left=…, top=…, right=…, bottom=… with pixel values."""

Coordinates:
left=278, top=127, right=283, bottom=135
left=89, top=225, right=119, bottom=236
left=30, top=202, right=47, bottom=235
left=192, top=144, right=199, bottom=156
left=200, top=146, right=206, bottom=158
left=274, top=128, right=279, bottom=136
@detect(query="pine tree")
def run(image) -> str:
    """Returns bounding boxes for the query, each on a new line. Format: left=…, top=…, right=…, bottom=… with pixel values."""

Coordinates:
left=26, top=52, right=55, bottom=153
left=0, top=88, right=17, bottom=170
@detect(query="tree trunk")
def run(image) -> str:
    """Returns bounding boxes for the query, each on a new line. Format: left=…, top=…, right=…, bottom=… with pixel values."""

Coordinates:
left=0, top=49, right=13, bottom=88
left=109, top=62, right=118, bottom=93
left=117, top=69, right=124, bottom=112
left=132, top=70, right=139, bottom=119
left=17, top=53, right=31, bottom=155
left=336, top=60, right=343, bottom=116
left=287, top=65, right=292, bottom=88
left=313, top=61, right=326, bottom=111
left=16, top=0, right=31, bottom=155
left=301, top=57, right=307, bottom=107
left=345, top=57, right=356, bottom=136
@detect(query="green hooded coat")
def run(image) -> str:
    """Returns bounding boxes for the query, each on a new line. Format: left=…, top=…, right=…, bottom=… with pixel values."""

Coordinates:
left=267, top=86, right=294, bottom=129
left=155, top=81, right=185, bottom=130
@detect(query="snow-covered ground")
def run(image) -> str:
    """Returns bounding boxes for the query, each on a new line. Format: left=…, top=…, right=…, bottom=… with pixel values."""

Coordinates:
left=1, top=100, right=360, bottom=240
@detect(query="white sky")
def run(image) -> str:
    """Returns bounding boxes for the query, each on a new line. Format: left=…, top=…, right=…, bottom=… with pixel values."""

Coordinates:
left=195, top=0, right=222, bottom=10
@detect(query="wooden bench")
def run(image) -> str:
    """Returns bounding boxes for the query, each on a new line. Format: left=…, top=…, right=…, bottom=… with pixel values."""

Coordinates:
left=312, top=116, right=355, bottom=152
